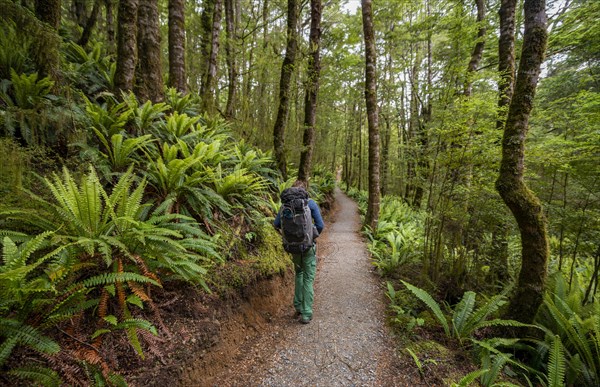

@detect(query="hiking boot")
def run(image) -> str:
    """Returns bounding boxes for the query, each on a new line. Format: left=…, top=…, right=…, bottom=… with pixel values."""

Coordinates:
left=299, top=315, right=312, bottom=324
left=293, top=310, right=301, bottom=318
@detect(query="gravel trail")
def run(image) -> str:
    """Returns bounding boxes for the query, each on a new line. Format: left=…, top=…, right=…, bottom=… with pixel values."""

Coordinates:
left=208, top=188, right=415, bottom=386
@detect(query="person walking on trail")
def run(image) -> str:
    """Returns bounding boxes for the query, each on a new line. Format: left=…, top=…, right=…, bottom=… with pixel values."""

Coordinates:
left=274, top=180, right=324, bottom=324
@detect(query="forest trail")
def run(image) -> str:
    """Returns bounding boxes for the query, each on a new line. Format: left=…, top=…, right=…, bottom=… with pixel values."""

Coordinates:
left=206, top=188, right=418, bottom=386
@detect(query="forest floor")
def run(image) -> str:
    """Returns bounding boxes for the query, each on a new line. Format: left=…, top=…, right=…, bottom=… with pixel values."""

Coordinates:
left=188, top=188, right=430, bottom=386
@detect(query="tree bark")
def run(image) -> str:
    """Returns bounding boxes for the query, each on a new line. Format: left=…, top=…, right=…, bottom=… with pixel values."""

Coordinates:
left=202, top=0, right=222, bottom=113
left=35, top=0, right=61, bottom=29
left=2, top=0, right=60, bottom=78
left=297, top=0, right=322, bottom=183
left=464, top=0, right=486, bottom=97
left=168, top=0, right=187, bottom=93
left=105, top=0, right=115, bottom=54
left=361, top=0, right=380, bottom=231
left=199, top=0, right=215, bottom=95
left=224, top=0, right=237, bottom=118
left=496, top=0, right=549, bottom=324
left=114, top=0, right=139, bottom=94
left=78, top=0, right=101, bottom=46
left=272, top=0, right=298, bottom=180
left=497, top=0, right=517, bottom=129
left=135, top=0, right=164, bottom=103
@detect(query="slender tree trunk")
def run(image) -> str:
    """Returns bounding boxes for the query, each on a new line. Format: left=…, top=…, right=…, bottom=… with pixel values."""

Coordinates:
left=272, top=0, right=298, bottom=180
left=492, top=0, right=517, bottom=282
left=35, top=0, right=61, bottom=29
left=136, top=0, right=163, bottom=103
left=168, top=0, right=187, bottom=93
left=497, top=0, right=517, bottom=129
left=361, top=0, right=380, bottom=231
left=202, top=0, right=222, bottom=113
left=224, top=0, right=237, bottom=118
left=199, top=0, right=215, bottom=94
left=496, top=0, right=549, bottom=324
left=114, top=0, right=139, bottom=94
left=464, top=0, right=486, bottom=97
left=297, top=0, right=322, bottom=183
left=78, top=0, right=101, bottom=46
left=73, top=0, right=86, bottom=26
left=105, top=0, right=115, bottom=54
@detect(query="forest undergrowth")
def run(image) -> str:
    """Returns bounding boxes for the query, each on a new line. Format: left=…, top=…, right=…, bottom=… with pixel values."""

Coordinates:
left=344, top=185, right=600, bottom=387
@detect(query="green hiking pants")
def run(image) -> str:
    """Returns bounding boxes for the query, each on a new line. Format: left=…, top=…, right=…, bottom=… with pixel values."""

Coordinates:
left=292, top=246, right=316, bottom=318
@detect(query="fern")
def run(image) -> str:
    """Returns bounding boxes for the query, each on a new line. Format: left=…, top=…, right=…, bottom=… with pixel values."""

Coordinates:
left=451, top=369, right=490, bottom=387
left=80, top=272, right=161, bottom=289
left=8, top=365, right=61, bottom=387
left=547, top=335, right=566, bottom=387
left=452, top=291, right=476, bottom=340
left=401, top=280, right=450, bottom=336
left=0, top=318, right=60, bottom=366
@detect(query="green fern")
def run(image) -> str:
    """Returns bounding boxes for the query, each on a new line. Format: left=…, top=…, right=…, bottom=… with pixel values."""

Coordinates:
left=0, top=318, right=60, bottom=366
left=401, top=280, right=450, bottom=336
left=451, top=369, right=490, bottom=387
left=547, top=335, right=566, bottom=387
left=7, top=365, right=61, bottom=387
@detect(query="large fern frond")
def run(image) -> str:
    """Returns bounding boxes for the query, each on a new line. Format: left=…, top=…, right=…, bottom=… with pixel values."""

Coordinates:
left=547, top=335, right=566, bottom=387
left=401, top=280, right=450, bottom=336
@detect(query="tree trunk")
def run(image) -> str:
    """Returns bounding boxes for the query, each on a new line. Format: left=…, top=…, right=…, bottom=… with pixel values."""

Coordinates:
left=496, top=0, right=549, bottom=324
left=273, top=0, right=298, bottom=180
left=224, top=0, right=237, bottom=118
left=297, top=0, right=322, bottom=183
left=497, top=0, right=517, bottom=129
left=361, top=0, right=380, bottom=231
left=202, top=0, right=222, bottom=113
left=272, top=0, right=298, bottom=180
left=135, top=0, right=163, bottom=103
left=199, top=0, right=215, bottom=95
left=105, top=0, right=115, bottom=54
left=464, top=0, right=486, bottom=97
left=168, top=0, right=186, bottom=93
left=492, top=0, right=517, bottom=283
left=114, top=0, right=139, bottom=94
left=35, top=0, right=61, bottom=29
left=78, top=0, right=101, bottom=46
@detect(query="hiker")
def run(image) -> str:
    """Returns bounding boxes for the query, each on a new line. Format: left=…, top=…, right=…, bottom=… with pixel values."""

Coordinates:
left=274, top=180, right=324, bottom=324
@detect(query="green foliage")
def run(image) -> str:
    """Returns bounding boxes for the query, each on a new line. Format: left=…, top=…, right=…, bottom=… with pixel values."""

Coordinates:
left=0, top=20, right=33, bottom=79
left=400, top=281, right=531, bottom=344
left=63, top=41, right=115, bottom=97
left=385, top=281, right=424, bottom=331
left=546, top=335, right=566, bottom=387
left=365, top=195, right=425, bottom=274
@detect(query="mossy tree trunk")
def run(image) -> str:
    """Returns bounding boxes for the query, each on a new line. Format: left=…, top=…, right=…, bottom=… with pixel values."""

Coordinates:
left=35, top=0, right=61, bottom=30
left=495, top=0, right=549, bottom=324
left=114, top=0, right=139, bottom=94
left=224, top=0, right=237, bottom=118
left=361, top=0, right=380, bottom=231
left=272, top=0, right=298, bottom=180
left=136, top=0, right=164, bottom=103
left=297, top=0, right=322, bottom=184
left=202, top=0, right=222, bottom=113
left=1, top=0, right=60, bottom=78
left=491, top=0, right=517, bottom=283
left=168, top=0, right=186, bottom=93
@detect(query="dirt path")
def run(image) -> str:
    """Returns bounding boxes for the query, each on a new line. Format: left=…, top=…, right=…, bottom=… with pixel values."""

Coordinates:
left=206, top=188, right=417, bottom=386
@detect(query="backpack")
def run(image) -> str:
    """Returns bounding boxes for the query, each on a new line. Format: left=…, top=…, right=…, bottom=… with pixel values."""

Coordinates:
left=279, top=187, right=317, bottom=254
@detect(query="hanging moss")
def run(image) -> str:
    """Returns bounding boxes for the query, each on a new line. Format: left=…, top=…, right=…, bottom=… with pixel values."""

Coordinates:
left=0, top=0, right=60, bottom=79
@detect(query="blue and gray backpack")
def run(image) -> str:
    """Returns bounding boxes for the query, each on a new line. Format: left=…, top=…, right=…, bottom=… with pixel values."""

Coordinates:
left=279, top=187, right=317, bottom=254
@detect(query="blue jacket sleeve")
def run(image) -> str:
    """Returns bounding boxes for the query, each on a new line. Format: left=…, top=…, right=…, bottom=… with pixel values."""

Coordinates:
left=308, top=199, right=324, bottom=234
